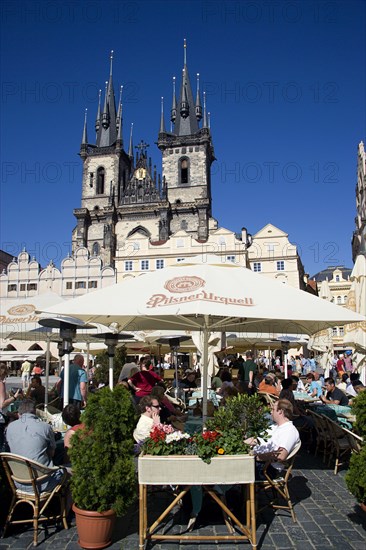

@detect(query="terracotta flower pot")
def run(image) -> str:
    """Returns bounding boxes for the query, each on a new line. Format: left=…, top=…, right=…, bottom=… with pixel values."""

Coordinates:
left=72, top=504, right=116, bottom=549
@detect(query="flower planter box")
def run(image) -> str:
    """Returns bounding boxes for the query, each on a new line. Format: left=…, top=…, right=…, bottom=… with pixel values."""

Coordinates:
left=138, top=454, right=255, bottom=485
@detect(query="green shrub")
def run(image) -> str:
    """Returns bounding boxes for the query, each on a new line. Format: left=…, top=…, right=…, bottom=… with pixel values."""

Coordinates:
left=345, top=445, right=366, bottom=504
left=351, top=390, right=366, bottom=439
left=205, top=393, right=270, bottom=438
left=69, top=385, right=137, bottom=515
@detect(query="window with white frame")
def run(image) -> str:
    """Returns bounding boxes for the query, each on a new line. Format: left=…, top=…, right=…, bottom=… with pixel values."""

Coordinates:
left=227, top=256, right=235, bottom=263
left=176, top=239, right=184, bottom=248
left=253, top=262, right=262, bottom=272
left=335, top=274, right=340, bottom=282
left=156, top=259, right=164, bottom=270
left=343, top=295, right=347, bottom=304
left=125, top=261, right=133, bottom=271
left=276, top=261, right=285, bottom=271
left=332, top=327, right=338, bottom=336
left=66, top=282, right=72, bottom=290
left=141, top=260, right=149, bottom=270
left=339, top=327, right=344, bottom=336
left=88, top=281, right=98, bottom=289
left=337, top=296, right=342, bottom=304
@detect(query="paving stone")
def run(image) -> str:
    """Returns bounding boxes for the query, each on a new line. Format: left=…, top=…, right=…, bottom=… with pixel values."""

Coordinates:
left=269, top=533, right=294, bottom=547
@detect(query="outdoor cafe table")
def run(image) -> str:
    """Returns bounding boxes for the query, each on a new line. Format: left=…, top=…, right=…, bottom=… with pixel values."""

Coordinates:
left=138, top=454, right=257, bottom=549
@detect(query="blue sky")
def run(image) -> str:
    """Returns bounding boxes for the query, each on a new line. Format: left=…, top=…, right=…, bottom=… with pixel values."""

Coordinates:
left=1, top=0, right=365, bottom=277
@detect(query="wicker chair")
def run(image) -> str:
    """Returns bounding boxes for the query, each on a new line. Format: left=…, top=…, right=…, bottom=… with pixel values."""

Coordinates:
left=0, top=452, right=69, bottom=546
left=325, top=417, right=363, bottom=474
left=256, top=440, right=302, bottom=522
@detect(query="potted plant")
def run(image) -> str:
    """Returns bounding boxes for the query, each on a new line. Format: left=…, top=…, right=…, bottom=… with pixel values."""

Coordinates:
left=69, top=385, right=136, bottom=549
left=345, top=390, right=366, bottom=511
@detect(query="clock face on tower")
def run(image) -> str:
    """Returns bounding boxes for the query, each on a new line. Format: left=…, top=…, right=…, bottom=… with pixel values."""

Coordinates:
left=134, top=168, right=146, bottom=180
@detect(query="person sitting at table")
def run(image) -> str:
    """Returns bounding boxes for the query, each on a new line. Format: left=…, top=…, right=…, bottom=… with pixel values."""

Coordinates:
left=305, top=373, right=322, bottom=398
left=291, top=375, right=306, bottom=392
left=133, top=395, right=161, bottom=443
left=245, top=399, right=300, bottom=478
left=258, top=373, right=281, bottom=396
left=337, top=373, right=349, bottom=394
left=6, top=399, right=67, bottom=490
left=180, top=370, right=198, bottom=393
left=346, top=373, right=360, bottom=397
left=26, top=375, right=46, bottom=405
left=61, top=403, right=85, bottom=465
left=320, top=377, right=349, bottom=406
left=217, top=370, right=234, bottom=396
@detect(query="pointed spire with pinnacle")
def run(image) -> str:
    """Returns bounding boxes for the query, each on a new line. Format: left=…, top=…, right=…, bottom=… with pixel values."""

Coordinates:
left=171, top=76, right=177, bottom=123
left=81, top=109, right=88, bottom=145
left=128, top=123, right=134, bottom=159
left=203, top=91, right=208, bottom=128
left=173, top=39, right=199, bottom=136
left=96, top=51, right=118, bottom=147
left=116, top=85, right=123, bottom=147
left=80, top=109, right=88, bottom=159
left=101, top=80, right=109, bottom=129
left=195, top=73, right=202, bottom=121
left=159, top=96, right=166, bottom=133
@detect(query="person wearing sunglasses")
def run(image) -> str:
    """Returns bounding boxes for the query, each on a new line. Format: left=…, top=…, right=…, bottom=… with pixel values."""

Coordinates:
left=133, top=395, right=161, bottom=443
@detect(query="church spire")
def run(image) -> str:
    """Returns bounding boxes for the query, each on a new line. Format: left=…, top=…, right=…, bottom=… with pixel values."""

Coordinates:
left=116, top=85, right=123, bottom=147
left=96, top=51, right=118, bottom=147
left=195, top=73, right=202, bottom=121
left=203, top=91, right=208, bottom=128
left=159, top=96, right=166, bottom=133
left=128, top=123, right=134, bottom=159
left=80, top=109, right=88, bottom=159
left=173, top=39, right=199, bottom=136
left=171, top=76, right=177, bottom=123
left=95, top=89, right=101, bottom=137
left=81, top=109, right=88, bottom=144
left=101, top=80, right=109, bottom=129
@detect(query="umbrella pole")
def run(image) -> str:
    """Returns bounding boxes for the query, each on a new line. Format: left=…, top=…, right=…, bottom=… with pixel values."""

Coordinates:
left=86, top=342, right=90, bottom=395
left=64, top=353, right=70, bottom=408
left=174, top=348, right=179, bottom=398
left=109, top=355, right=114, bottom=390
left=45, top=337, right=50, bottom=411
left=202, top=318, right=209, bottom=422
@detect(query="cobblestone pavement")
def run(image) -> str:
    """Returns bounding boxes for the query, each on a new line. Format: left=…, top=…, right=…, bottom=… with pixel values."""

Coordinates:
left=1, top=451, right=365, bottom=549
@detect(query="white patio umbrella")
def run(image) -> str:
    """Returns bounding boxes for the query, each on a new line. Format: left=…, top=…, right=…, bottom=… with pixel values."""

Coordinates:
left=39, top=256, right=365, bottom=418
left=0, top=292, right=66, bottom=340
left=343, top=254, right=366, bottom=384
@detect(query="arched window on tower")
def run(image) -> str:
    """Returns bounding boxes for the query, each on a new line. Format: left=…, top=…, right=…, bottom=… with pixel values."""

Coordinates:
left=179, top=157, right=190, bottom=185
left=92, top=242, right=100, bottom=256
left=96, top=167, right=105, bottom=194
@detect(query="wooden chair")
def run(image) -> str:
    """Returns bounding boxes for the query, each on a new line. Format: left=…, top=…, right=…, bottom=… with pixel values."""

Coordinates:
left=257, top=392, right=279, bottom=406
left=307, top=410, right=332, bottom=464
left=256, top=440, right=302, bottom=522
left=0, top=452, right=69, bottom=546
left=325, top=417, right=363, bottom=474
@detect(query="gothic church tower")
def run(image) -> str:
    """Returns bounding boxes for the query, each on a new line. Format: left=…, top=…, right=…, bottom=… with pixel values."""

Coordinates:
left=158, top=40, right=216, bottom=240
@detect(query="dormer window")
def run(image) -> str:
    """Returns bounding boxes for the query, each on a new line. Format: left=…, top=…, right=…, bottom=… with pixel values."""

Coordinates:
left=96, top=167, right=105, bottom=194
left=179, top=157, right=189, bottom=185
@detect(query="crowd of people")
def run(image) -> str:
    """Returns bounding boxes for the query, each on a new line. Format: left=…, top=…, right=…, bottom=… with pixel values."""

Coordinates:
left=0, top=348, right=364, bottom=527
